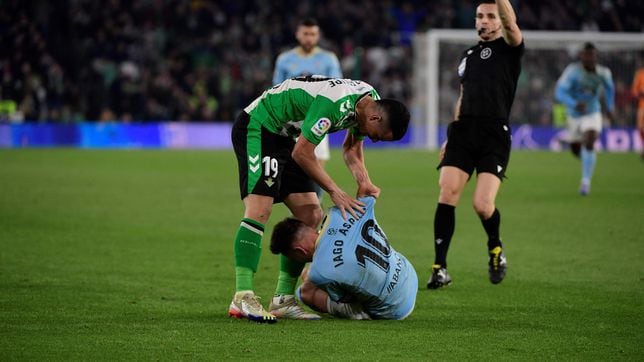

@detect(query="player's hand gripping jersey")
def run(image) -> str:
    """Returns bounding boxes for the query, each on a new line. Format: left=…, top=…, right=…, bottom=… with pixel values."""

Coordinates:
left=308, top=196, right=418, bottom=320
left=244, top=76, right=379, bottom=146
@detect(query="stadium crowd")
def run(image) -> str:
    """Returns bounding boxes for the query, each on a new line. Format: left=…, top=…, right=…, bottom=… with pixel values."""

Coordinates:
left=1, top=0, right=642, bottom=123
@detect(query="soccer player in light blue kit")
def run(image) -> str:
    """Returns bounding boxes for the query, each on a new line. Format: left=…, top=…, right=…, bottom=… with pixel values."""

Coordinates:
left=272, top=18, right=342, bottom=89
left=269, top=18, right=343, bottom=319
left=270, top=196, right=418, bottom=320
left=272, top=18, right=342, bottom=197
left=555, top=42, right=615, bottom=196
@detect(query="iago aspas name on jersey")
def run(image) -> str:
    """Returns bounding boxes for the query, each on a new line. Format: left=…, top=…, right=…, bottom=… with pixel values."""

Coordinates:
left=324, top=210, right=365, bottom=268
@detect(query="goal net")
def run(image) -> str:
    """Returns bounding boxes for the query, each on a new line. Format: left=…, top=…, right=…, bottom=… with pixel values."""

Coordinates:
left=412, top=30, right=644, bottom=150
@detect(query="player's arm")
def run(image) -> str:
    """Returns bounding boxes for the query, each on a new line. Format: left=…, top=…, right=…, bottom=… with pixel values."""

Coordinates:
left=293, top=137, right=364, bottom=220
left=292, top=136, right=338, bottom=194
left=496, top=0, right=522, bottom=47
left=555, top=66, right=579, bottom=111
left=441, top=85, right=464, bottom=160
left=601, top=68, right=616, bottom=123
left=632, top=70, right=644, bottom=99
left=453, top=84, right=463, bottom=121
left=272, top=54, right=286, bottom=85
left=297, top=280, right=332, bottom=313
left=342, top=130, right=380, bottom=199
left=299, top=279, right=366, bottom=319
left=328, top=53, right=343, bottom=78
left=602, top=69, right=616, bottom=114
left=300, top=268, right=348, bottom=313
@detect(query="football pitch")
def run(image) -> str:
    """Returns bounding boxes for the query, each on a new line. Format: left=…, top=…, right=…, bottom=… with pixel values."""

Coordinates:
left=1, top=148, right=642, bottom=360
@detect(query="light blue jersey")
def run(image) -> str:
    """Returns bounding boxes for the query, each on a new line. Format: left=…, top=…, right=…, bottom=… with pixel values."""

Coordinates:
left=273, top=47, right=342, bottom=85
left=555, top=62, right=615, bottom=118
left=308, top=196, right=418, bottom=320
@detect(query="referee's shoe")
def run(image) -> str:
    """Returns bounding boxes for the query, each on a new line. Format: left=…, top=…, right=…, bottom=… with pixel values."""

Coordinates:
left=488, top=242, right=507, bottom=284
left=426, top=265, right=452, bottom=289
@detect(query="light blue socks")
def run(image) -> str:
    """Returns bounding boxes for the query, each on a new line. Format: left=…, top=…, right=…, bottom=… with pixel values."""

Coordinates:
left=580, top=147, right=596, bottom=186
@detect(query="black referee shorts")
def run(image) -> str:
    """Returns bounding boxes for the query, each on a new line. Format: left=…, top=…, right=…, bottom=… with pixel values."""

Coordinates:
left=231, top=112, right=316, bottom=203
left=438, top=120, right=512, bottom=180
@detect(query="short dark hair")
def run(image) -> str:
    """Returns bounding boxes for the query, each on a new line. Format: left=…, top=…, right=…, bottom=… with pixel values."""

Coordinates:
left=270, top=217, right=306, bottom=255
left=299, top=18, right=318, bottom=28
left=478, top=0, right=496, bottom=4
left=376, top=99, right=410, bottom=141
left=583, top=42, right=597, bottom=51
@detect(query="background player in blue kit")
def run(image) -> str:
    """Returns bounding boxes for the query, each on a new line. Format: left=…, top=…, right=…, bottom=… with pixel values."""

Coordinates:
left=555, top=42, right=615, bottom=196
left=273, top=18, right=342, bottom=87
left=273, top=18, right=342, bottom=200
left=270, top=196, right=418, bottom=320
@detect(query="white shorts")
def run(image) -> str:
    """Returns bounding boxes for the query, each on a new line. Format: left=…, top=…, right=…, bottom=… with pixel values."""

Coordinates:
left=314, top=135, right=330, bottom=161
left=566, top=112, right=602, bottom=142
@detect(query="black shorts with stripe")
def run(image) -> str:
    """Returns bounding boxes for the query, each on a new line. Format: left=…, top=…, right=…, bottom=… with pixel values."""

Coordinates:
left=438, top=120, right=512, bottom=180
left=231, top=112, right=316, bottom=203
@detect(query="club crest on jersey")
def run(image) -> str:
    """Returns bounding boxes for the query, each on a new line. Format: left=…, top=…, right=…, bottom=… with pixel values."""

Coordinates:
left=312, top=117, right=331, bottom=137
left=480, top=47, right=492, bottom=59
left=339, top=99, right=351, bottom=113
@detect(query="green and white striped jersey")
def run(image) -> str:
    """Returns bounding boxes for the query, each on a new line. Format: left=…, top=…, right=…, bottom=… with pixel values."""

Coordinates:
left=244, top=77, right=380, bottom=145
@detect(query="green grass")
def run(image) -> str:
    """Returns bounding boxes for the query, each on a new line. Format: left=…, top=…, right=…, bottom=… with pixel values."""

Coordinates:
left=1, top=149, right=643, bottom=360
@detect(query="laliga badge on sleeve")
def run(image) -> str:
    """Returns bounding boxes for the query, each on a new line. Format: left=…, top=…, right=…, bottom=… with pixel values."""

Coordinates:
left=311, top=118, right=331, bottom=137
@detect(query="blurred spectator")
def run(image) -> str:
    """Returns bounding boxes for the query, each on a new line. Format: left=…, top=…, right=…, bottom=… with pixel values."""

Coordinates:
left=0, top=0, right=642, bottom=123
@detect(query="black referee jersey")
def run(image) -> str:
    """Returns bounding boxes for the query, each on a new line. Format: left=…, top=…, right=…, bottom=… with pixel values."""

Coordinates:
left=457, top=37, right=525, bottom=124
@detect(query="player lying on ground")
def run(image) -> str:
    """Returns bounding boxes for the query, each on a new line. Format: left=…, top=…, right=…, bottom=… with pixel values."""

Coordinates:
left=270, top=196, right=418, bottom=320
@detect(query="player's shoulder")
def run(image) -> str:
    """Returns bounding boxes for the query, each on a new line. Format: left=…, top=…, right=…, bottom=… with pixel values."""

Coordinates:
left=596, top=64, right=613, bottom=78
left=316, top=47, right=340, bottom=59
left=276, top=48, right=299, bottom=61
left=463, top=43, right=479, bottom=56
left=317, top=79, right=376, bottom=102
left=562, top=62, right=582, bottom=76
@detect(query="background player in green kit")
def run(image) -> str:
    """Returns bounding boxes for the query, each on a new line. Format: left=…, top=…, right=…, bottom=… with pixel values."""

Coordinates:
left=228, top=76, right=410, bottom=323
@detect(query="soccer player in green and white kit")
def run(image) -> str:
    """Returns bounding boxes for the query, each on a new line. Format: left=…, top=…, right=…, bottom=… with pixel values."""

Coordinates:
left=273, top=18, right=343, bottom=201
left=228, top=76, right=410, bottom=323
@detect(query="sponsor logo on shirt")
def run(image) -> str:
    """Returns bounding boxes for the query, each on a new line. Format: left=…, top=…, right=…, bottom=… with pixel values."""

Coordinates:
left=311, top=117, right=331, bottom=137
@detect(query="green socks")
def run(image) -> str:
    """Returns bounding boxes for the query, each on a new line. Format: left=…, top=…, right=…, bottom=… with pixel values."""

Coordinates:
left=274, top=254, right=305, bottom=295
left=233, top=218, right=305, bottom=295
left=233, top=218, right=264, bottom=292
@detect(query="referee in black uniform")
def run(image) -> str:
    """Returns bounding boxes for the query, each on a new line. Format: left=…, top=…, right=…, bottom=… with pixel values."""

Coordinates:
left=427, top=0, right=524, bottom=289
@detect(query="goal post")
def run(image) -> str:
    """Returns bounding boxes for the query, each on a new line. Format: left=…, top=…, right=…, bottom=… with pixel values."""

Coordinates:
left=412, top=30, right=644, bottom=150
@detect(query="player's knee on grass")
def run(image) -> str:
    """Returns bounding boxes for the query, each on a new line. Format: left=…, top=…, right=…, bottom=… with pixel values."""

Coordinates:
left=298, top=281, right=327, bottom=312
left=298, top=281, right=316, bottom=302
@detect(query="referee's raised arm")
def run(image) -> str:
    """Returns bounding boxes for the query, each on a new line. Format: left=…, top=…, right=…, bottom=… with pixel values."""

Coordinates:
left=496, top=0, right=522, bottom=47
